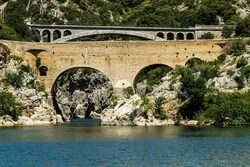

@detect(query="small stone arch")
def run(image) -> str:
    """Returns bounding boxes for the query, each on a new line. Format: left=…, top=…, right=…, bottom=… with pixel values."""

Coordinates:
left=39, top=66, right=48, bottom=76
left=176, top=33, right=184, bottom=40
left=156, top=32, right=165, bottom=39
left=133, top=64, right=173, bottom=94
left=167, top=32, right=174, bottom=40
left=42, top=30, right=51, bottom=42
left=185, top=58, right=204, bottom=67
left=53, top=30, right=62, bottom=40
left=64, top=30, right=72, bottom=36
left=187, top=33, right=194, bottom=40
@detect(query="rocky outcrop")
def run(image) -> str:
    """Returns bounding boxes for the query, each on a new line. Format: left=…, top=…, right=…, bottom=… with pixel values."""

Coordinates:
left=53, top=69, right=112, bottom=121
left=101, top=95, right=175, bottom=126
left=0, top=44, right=63, bottom=126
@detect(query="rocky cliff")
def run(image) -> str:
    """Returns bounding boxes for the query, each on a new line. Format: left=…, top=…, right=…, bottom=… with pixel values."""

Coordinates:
left=0, top=44, right=63, bottom=126
left=53, top=68, right=112, bottom=121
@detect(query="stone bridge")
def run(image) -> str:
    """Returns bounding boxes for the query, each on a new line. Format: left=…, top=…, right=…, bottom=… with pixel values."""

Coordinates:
left=27, top=23, right=223, bottom=42
left=3, top=40, right=225, bottom=96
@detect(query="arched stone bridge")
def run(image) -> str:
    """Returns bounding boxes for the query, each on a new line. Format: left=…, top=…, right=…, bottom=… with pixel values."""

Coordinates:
left=3, top=40, right=225, bottom=96
left=27, top=24, right=223, bottom=43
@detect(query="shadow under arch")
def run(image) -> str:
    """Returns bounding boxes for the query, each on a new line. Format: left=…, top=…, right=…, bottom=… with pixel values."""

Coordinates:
left=51, top=67, right=113, bottom=121
left=133, top=64, right=173, bottom=94
left=185, top=57, right=204, bottom=68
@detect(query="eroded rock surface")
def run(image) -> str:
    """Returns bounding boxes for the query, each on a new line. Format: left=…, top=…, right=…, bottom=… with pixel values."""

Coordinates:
left=53, top=68, right=113, bottom=121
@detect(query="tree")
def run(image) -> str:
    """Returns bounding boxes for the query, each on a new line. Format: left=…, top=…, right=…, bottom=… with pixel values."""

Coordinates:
left=200, top=32, right=215, bottom=39
left=235, top=16, right=250, bottom=37
left=222, top=25, right=234, bottom=38
left=177, top=67, right=207, bottom=118
left=0, top=91, right=22, bottom=120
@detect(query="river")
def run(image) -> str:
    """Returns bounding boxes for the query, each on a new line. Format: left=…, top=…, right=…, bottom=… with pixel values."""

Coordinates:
left=0, top=119, right=249, bottom=167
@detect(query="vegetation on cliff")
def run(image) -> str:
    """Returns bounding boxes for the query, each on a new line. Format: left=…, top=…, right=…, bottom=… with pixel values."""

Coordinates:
left=174, top=39, right=250, bottom=125
left=1, top=0, right=250, bottom=40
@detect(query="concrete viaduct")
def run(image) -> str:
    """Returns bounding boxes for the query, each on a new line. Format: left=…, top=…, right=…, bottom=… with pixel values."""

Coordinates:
left=27, top=23, right=223, bottom=43
left=2, top=40, right=226, bottom=96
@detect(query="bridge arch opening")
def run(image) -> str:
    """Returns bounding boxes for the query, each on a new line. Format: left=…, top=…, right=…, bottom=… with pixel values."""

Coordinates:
left=156, top=32, right=165, bottom=39
left=42, top=30, right=51, bottom=42
left=53, top=30, right=62, bottom=40
left=177, top=33, right=184, bottom=40
left=185, top=57, right=204, bottom=67
left=186, top=33, right=194, bottom=40
left=133, top=64, right=173, bottom=95
left=39, top=66, right=48, bottom=76
left=52, top=67, right=113, bottom=122
left=64, top=30, right=72, bottom=36
left=68, top=34, right=152, bottom=42
left=167, top=32, right=174, bottom=40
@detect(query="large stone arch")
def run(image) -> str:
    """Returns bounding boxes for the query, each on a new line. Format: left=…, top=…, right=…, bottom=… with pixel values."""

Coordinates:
left=51, top=66, right=113, bottom=94
left=53, top=30, right=156, bottom=42
left=51, top=66, right=114, bottom=120
left=133, top=63, right=174, bottom=89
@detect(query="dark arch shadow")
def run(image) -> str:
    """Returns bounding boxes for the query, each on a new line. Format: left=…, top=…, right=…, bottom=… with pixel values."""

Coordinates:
left=167, top=32, right=174, bottom=40
left=53, top=30, right=62, bottom=40
left=177, top=33, right=184, bottom=40
left=133, top=64, right=173, bottom=94
left=39, top=66, right=48, bottom=76
left=185, top=57, right=204, bottom=68
left=187, top=33, right=194, bottom=40
left=156, top=32, right=165, bottom=39
left=51, top=67, right=113, bottom=121
left=64, top=30, right=72, bottom=36
left=42, top=30, right=51, bottom=42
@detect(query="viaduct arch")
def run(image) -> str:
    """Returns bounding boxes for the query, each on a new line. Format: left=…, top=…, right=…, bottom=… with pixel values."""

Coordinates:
left=2, top=40, right=225, bottom=96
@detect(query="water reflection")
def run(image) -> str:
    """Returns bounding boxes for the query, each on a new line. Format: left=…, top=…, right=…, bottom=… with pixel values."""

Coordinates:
left=0, top=119, right=249, bottom=142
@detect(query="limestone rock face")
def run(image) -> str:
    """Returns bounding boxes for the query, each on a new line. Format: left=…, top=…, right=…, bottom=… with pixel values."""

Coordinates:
left=0, top=44, right=63, bottom=126
left=53, top=69, right=112, bottom=121
left=101, top=95, right=175, bottom=126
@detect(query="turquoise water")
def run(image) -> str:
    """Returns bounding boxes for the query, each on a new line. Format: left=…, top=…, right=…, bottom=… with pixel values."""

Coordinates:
left=0, top=119, right=249, bottom=167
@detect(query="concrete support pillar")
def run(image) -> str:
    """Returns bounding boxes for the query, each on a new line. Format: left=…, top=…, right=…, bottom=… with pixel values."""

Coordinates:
left=40, top=31, right=43, bottom=43
left=50, top=31, right=53, bottom=42
left=184, top=33, right=187, bottom=40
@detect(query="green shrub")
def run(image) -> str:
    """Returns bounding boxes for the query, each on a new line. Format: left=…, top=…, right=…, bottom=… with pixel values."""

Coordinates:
left=177, top=68, right=207, bottom=118
left=236, top=57, right=248, bottom=68
left=227, top=69, right=235, bottom=76
left=0, top=44, right=11, bottom=63
left=2, top=72, right=23, bottom=88
left=154, top=96, right=167, bottom=120
left=140, top=95, right=153, bottom=119
left=0, top=91, right=22, bottom=121
left=234, top=75, right=245, bottom=89
left=110, top=95, right=119, bottom=107
left=198, top=91, right=250, bottom=125
left=200, top=32, right=214, bottom=39
left=241, top=65, right=250, bottom=79
left=225, top=39, right=246, bottom=56
left=123, top=86, right=134, bottom=98
left=235, top=16, right=250, bottom=37
left=19, top=64, right=32, bottom=73
left=222, top=25, right=234, bottom=38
